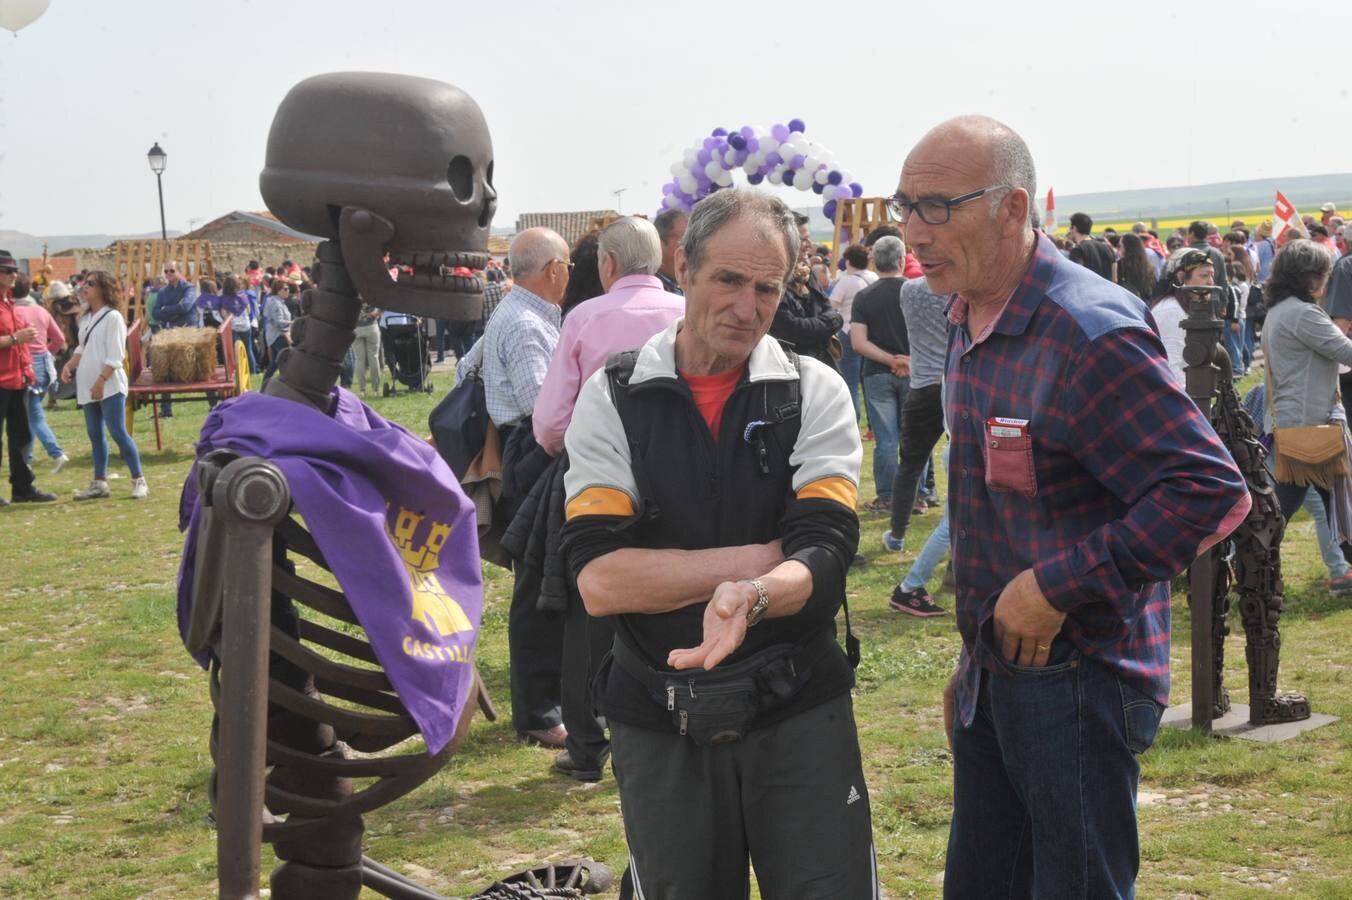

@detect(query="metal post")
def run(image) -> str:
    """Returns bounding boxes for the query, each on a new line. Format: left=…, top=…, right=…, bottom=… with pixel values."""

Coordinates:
left=212, top=459, right=290, bottom=900
left=156, top=172, right=167, bottom=241
left=1181, top=286, right=1226, bottom=732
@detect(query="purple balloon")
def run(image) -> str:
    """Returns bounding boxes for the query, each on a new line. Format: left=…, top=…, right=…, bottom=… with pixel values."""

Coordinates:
left=765, top=151, right=782, bottom=166
left=788, top=118, right=806, bottom=133
left=849, top=182, right=863, bottom=198
left=834, top=185, right=852, bottom=200
left=728, top=134, right=746, bottom=150
left=746, top=137, right=760, bottom=152
left=662, top=182, right=674, bottom=195
left=827, top=171, right=843, bottom=186
left=740, top=125, right=755, bottom=140
left=702, top=136, right=717, bottom=150
left=783, top=170, right=796, bottom=186
left=812, top=182, right=824, bottom=195
left=823, top=199, right=838, bottom=219
left=734, top=149, right=749, bottom=165
left=712, top=127, right=728, bottom=137
left=696, top=148, right=712, bottom=165
left=771, top=123, right=790, bottom=142
left=790, top=154, right=806, bottom=169
left=747, top=172, right=765, bottom=185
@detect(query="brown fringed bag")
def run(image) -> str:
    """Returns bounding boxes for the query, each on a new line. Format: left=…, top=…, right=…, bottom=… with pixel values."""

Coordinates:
left=1267, top=366, right=1351, bottom=488
left=1273, top=426, right=1349, bottom=488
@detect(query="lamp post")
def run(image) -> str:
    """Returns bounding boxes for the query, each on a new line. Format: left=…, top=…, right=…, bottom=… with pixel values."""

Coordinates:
left=147, top=142, right=168, bottom=240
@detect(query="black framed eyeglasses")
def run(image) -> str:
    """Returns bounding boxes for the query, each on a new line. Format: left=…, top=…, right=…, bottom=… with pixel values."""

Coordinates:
left=886, top=185, right=1010, bottom=226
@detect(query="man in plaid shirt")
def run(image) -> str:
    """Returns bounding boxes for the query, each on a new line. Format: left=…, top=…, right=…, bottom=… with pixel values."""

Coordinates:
left=892, top=118, right=1252, bottom=898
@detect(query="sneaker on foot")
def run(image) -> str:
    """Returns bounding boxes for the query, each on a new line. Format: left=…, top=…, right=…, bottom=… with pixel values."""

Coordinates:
left=51, top=453, right=70, bottom=475
left=864, top=496, right=892, bottom=512
left=882, top=530, right=904, bottom=553
left=74, top=479, right=111, bottom=501
left=131, top=476, right=149, bottom=500
left=1329, top=572, right=1352, bottom=593
left=12, top=488, right=57, bottom=503
left=890, top=585, right=947, bottom=617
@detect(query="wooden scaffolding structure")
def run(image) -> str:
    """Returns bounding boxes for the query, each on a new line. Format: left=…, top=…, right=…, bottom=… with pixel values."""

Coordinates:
left=113, top=240, right=217, bottom=324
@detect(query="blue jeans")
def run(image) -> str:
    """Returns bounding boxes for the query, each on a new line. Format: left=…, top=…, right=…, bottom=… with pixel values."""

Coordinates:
left=1224, top=322, right=1245, bottom=376
left=234, top=328, right=258, bottom=375
left=862, top=369, right=907, bottom=501
left=22, top=350, right=62, bottom=462
left=901, top=447, right=950, bottom=590
left=836, top=328, right=863, bottom=423
left=1243, top=319, right=1258, bottom=368
left=263, top=335, right=287, bottom=382
left=1302, top=487, right=1348, bottom=577
left=83, top=392, right=143, bottom=480
left=946, top=645, right=1164, bottom=899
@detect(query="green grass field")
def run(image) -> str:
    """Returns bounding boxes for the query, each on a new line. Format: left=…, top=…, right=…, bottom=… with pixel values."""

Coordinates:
left=1, top=371, right=1351, bottom=898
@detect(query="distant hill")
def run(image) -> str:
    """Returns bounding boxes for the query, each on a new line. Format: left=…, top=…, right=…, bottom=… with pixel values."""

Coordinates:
left=1055, top=173, right=1352, bottom=223
left=0, top=228, right=183, bottom=259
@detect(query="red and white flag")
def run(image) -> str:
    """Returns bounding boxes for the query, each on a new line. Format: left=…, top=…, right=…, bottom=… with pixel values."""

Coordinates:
left=1274, top=191, right=1308, bottom=240
left=1044, top=187, right=1056, bottom=232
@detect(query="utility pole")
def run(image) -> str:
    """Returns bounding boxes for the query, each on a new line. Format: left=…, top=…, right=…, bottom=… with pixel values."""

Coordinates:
left=612, top=187, right=627, bottom=214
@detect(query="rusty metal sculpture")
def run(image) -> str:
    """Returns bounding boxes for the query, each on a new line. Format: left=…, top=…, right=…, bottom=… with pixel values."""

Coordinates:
left=185, top=73, right=610, bottom=899
left=1182, top=287, right=1310, bottom=729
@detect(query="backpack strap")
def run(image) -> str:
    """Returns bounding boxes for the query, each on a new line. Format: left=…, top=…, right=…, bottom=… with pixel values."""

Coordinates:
left=604, top=349, right=661, bottom=522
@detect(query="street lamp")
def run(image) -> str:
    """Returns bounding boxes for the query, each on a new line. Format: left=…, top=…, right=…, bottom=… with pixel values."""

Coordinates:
left=147, top=142, right=167, bottom=240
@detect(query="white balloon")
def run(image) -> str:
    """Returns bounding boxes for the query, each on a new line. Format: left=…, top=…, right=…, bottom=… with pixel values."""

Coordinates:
left=743, top=154, right=762, bottom=174
left=767, top=170, right=783, bottom=185
left=715, top=171, right=734, bottom=187
left=761, top=139, right=779, bottom=156
left=804, top=155, right=819, bottom=173
left=796, top=173, right=813, bottom=191
left=814, top=168, right=830, bottom=185
left=705, top=160, right=724, bottom=179
left=725, top=148, right=738, bottom=166
left=679, top=174, right=697, bottom=194
left=0, top=0, right=50, bottom=33
left=670, top=162, right=686, bottom=177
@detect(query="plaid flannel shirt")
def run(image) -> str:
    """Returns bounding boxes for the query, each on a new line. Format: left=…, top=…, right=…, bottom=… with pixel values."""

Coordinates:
left=481, top=285, right=560, bottom=427
left=946, top=233, right=1251, bottom=726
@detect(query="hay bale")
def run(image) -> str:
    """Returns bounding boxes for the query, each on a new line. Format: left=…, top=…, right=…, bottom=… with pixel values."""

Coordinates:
left=150, top=327, right=218, bottom=383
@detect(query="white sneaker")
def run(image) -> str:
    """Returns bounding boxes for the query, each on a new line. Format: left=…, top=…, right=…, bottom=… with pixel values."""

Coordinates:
left=74, top=479, right=111, bottom=501
left=51, top=453, right=70, bottom=475
left=130, top=477, right=149, bottom=500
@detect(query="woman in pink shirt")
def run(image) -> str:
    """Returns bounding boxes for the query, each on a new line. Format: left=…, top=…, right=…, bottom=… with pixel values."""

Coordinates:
left=12, top=274, right=68, bottom=471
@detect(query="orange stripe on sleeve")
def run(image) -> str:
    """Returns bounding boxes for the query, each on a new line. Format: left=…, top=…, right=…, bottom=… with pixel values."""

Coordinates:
left=566, top=486, right=636, bottom=520
left=797, top=476, right=858, bottom=509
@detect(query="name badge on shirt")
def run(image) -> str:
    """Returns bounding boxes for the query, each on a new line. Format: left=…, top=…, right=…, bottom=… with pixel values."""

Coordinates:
left=986, top=416, right=1029, bottom=439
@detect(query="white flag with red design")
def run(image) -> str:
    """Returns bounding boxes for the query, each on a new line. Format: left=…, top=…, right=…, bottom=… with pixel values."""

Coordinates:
left=1274, top=191, right=1308, bottom=239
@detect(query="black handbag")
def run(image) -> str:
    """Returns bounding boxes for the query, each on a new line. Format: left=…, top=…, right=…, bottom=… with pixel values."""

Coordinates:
left=428, top=365, right=490, bottom=480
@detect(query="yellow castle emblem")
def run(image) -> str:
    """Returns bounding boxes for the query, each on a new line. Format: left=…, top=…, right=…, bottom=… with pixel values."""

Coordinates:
left=387, top=506, right=474, bottom=638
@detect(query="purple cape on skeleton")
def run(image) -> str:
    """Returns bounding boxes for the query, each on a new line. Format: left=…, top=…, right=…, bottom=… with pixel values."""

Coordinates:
left=175, top=387, right=483, bottom=755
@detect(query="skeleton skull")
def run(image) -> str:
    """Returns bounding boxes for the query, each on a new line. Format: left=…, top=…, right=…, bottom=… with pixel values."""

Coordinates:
left=260, top=72, right=497, bottom=320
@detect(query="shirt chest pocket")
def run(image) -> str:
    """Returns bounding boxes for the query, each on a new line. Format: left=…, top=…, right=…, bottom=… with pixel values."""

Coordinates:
left=983, top=433, right=1038, bottom=498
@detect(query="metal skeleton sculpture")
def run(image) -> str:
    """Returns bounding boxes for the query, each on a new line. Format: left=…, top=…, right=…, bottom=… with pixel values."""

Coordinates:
left=185, top=73, right=610, bottom=899
left=1182, top=288, right=1311, bottom=727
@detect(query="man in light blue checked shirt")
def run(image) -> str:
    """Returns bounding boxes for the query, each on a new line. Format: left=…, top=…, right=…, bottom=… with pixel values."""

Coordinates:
left=481, top=226, right=574, bottom=749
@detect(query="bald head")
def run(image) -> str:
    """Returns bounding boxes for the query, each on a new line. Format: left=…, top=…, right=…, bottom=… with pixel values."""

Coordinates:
left=509, top=227, right=570, bottom=303
left=508, top=227, right=569, bottom=278
left=906, top=116, right=1036, bottom=211
left=897, top=116, right=1037, bottom=304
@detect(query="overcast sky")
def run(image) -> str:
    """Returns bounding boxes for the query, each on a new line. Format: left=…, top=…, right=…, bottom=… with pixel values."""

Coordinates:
left=3, top=1, right=1349, bottom=237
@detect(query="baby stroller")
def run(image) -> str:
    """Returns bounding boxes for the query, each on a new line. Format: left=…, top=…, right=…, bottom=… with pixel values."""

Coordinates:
left=381, top=313, right=432, bottom=395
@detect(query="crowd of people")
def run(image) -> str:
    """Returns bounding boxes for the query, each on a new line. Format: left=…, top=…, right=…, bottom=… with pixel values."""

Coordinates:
left=7, top=114, right=1352, bottom=896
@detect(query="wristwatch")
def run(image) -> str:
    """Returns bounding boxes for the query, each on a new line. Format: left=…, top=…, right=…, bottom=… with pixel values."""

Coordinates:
left=745, top=579, right=770, bottom=627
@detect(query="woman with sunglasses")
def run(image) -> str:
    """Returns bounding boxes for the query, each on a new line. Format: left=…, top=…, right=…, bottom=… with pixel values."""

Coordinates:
left=59, top=271, right=147, bottom=500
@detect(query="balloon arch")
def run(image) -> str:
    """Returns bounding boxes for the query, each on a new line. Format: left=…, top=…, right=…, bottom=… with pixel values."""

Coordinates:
left=657, top=120, right=862, bottom=221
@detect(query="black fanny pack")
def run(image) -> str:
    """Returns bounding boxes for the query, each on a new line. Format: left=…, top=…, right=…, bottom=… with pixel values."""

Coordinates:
left=610, top=633, right=826, bottom=746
